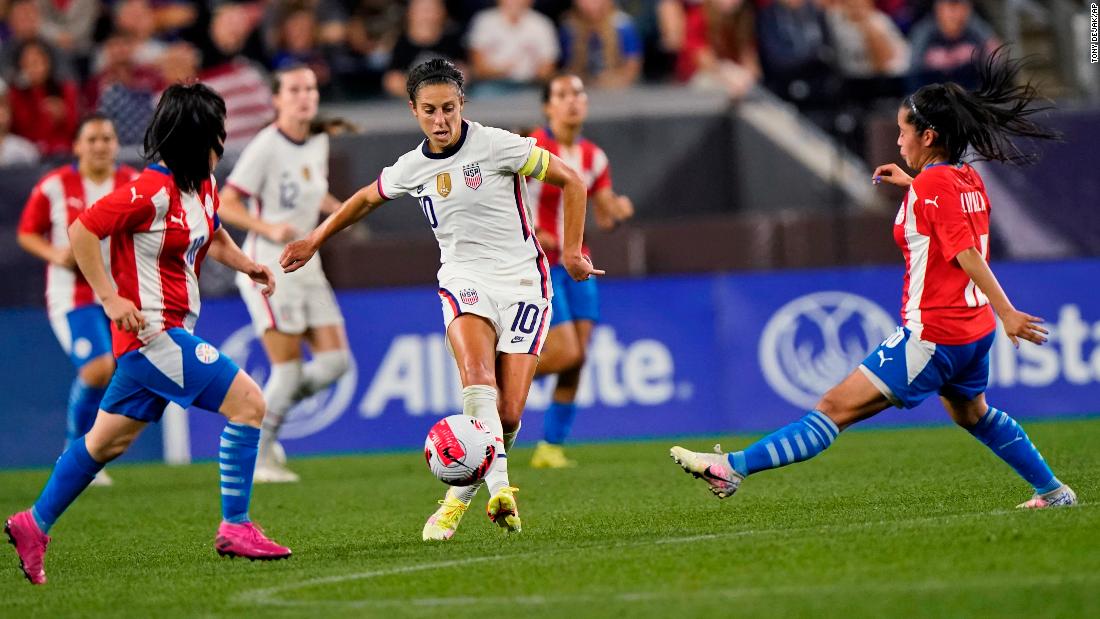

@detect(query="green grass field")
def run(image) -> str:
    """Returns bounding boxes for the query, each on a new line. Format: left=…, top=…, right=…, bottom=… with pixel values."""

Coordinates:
left=2, top=418, right=1097, bottom=618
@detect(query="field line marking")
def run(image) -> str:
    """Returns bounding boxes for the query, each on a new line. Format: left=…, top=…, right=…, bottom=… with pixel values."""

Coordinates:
left=234, top=504, right=1094, bottom=608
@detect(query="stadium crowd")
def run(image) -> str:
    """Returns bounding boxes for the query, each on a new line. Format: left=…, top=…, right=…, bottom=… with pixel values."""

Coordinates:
left=0, top=0, right=1001, bottom=165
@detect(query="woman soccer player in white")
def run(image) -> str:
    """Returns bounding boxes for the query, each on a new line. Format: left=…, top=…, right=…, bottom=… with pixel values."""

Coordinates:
left=281, top=59, right=597, bottom=539
left=218, top=64, right=351, bottom=483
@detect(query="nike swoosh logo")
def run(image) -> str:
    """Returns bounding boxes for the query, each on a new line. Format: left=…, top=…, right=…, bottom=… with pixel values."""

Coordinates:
left=702, top=466, right=733, bottom=484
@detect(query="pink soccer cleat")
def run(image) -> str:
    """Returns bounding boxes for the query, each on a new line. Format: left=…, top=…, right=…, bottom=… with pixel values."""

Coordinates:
left=670, top=444, right=744, bottom=499
left=215, top=521, right=291, bottom=561
left=5, top=510, right=50, bottom=585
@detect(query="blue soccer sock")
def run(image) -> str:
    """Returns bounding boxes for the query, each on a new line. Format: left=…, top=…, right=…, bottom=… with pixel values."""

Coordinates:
left=67, top=378, right=106, bottom=444
left=728, top=410, right=840, bottom=477
left=543, top=400, right=577, bottom=445
left=219, top=423, right=260, bottom=524
left=967, top=407, right=1061, bottom=494
left=31, top=436, right=105, bottom=533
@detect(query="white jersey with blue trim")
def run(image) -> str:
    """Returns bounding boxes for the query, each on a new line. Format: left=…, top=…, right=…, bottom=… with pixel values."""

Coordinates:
left=377, top=120, right=551, bottom=299
left=226, top=124, right=330, bottom=283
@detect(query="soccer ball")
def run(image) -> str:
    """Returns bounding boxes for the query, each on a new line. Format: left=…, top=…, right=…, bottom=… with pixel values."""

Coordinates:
left=424, top=414, right=497, bottom=486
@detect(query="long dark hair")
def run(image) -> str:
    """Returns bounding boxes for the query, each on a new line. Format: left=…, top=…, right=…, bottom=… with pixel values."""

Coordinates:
left=406, top=58, right=464, bottom=103
left=141, top=83, right=226, bottom=193
left=904, top=47, right=1061, bottom=165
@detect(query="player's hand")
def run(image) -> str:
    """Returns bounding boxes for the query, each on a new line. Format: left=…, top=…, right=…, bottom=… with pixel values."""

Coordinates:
left=280, top=238, right=317, bottom=273
left=1000, top=309, right=1048, bottom=348
left=615, top=195, right=635, bottom=222
left=52, top=247, right=76, bottom=269
left=535, top=228, right=558, bottom=251
left=263, top=222, right=300, bottom=244
left=103, top=293, right=146, bottom=334
left=872, top=164, right=914, bottom=188
left=563, top=252, right=605, bottom=281
left=246, top=262, right=276, bottom=297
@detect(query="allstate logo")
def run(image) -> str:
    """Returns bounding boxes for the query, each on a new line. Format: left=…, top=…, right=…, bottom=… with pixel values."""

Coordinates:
left=220, top=325, right=357, bottom=439
left=759, top=291, right=897, bottom=409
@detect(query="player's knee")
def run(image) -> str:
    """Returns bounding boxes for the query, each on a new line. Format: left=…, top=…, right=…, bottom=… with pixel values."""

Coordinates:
left=229, top=385, right=267, bottom=427
left=458, top=360, right=495, bottom=388
left=79, top=356, right=115, bottom=389
left=948, top=404, right=985, bottom=429
left=815, top=390, right=854, bottom=429
left=312, top=349, right=350, bottom=386
left=88, top=430, right=137, bottom=462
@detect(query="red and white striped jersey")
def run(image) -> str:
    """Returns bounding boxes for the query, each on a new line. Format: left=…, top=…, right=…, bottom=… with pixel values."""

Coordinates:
left=528, top=127, right=612, bottom=265
left=18, top=164, right=139, bottom=319
left=79, top=164, right=221, bottom=357
left=894, top=163, right=996, bottom=345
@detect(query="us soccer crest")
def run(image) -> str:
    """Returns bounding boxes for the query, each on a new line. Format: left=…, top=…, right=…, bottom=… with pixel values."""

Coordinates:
left=463, top=162, right=482, bottom=190
left=436, top=172, right=452, bottom=197
left=459, top=288, right=479, bottom=305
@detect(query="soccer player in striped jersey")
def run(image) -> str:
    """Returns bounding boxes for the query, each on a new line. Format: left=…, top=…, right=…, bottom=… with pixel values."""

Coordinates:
left=6, top=84, right=290, bottom=586
left=219, top=64, right=350, bottom=483
left=280, top=59, right=599, bottom=540
left=527, top=74, right=633, bottom=469
left=671, top=49, right=1077, bottom=510
left=17, top=115, right=138, bottom=487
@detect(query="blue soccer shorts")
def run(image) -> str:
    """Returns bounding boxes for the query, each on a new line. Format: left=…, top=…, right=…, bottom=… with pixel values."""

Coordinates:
left=548, top=264, right=600, bottom=327
left=100, top=328, right=241, bottom=422
left=859, top=326, right=997, bottom=409
left=50, top=305, right=113, bottom=370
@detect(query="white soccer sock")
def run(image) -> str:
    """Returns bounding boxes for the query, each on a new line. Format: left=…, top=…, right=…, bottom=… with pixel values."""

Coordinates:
left=299, top=350, right=350, bottom=397
left=453, top=385, right=503, bottom=502
left=259, top=360, right=303, bottom=463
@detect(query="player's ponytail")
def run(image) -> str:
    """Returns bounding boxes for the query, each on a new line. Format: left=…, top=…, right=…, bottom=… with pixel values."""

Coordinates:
left=406, top=58, right=464, bottom=103
left=904, top=46, right=1060, bottom=165
left=141, top=83, right=227, bottom=193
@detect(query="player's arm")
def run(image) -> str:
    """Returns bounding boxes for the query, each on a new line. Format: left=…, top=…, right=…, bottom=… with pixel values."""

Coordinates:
left=540, top=153, right=604, bottom=281
left=217, top=185, right=299, bottom=243
left=871, top=163, right=913, bottom=187
left=280, top=182, right=386, bottom=273
left=208, top=226, right=275, bottom=297
left=16, top=232, right=75, bottom=268
left=592, top=187, right=634, bottom=231
left=68, top=219, right=146, bottom=333
left=320, top=193, right=342, bottom=215
left=955, top=250, right=1047, bottom=347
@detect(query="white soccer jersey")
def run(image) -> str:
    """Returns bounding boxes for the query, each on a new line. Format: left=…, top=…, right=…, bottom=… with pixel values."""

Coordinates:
left=226, top=124, right=330, bottom=283
left=377, top=120, right=551, bottom=299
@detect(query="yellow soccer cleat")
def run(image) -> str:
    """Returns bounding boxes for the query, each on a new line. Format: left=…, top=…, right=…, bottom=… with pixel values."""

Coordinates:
left=422, top=489, right=471, bottom=541
left=530, top=441, right=577, bottom=469
left=486, top=486, right=522, bottom=533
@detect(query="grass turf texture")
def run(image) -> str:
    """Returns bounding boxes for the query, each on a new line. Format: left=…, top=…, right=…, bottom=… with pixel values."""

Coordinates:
left=2, top=419, right=1097, bottom=618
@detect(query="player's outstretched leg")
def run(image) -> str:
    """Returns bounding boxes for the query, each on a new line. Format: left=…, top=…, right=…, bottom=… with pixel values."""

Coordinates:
left=6, top=412, right=142, bottom=585
left=962, top=406, right=1076, bottom=509
left=213, top=371, right=291, bottom=560
left=671, top=409, right=839, bottom=499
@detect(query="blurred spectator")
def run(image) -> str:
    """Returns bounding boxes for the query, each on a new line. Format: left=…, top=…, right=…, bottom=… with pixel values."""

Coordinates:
left=383, top=0, right=465, bottom=99
left=36, top=0, right=100, bottom=61
left=467, top=0, right=559, bottom=94
left=158, top=40, right=200, bottom=85
left=85, top=34, right=162, bottom=146
left=270, top=2, right=332, bottom=88
left=0, top=84, right=40, bottom=166
left=198, top=2, right=274, bottom=152
left=756, top=0, right=835, bottom=105
left=2, top=0, right=73, bottom=81
left=825, top=0, right=909, bottom=78
left=909, top=0, right=998, bottom=89
left=8, top=38, right=79, bottom=158
left=560, top=0, right=643, bottom=89
left=658, top=0, right=760, bottom=99
left=329, top=4, right=403, bottom=98
left=92, top=0, right=168, bottom=74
